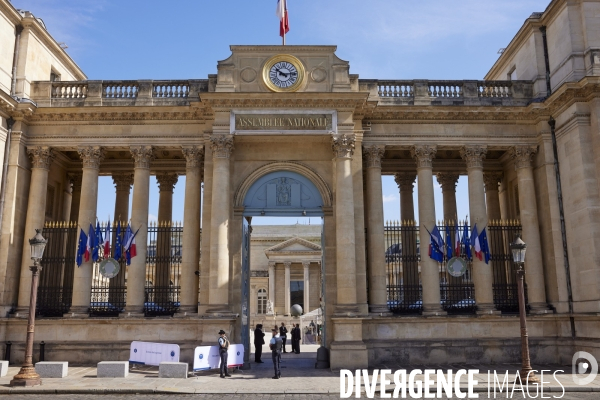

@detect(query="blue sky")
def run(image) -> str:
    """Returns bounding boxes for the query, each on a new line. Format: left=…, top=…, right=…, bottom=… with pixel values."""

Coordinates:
left=16, top=0, right=550, bottom=226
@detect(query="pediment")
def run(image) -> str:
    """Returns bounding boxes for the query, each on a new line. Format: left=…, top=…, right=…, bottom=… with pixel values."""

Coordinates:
left=264, top=236, right=321, bottom=255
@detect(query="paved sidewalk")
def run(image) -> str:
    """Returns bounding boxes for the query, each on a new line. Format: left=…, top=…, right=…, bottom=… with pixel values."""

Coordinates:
left=1, top=345, right=599, bottom=395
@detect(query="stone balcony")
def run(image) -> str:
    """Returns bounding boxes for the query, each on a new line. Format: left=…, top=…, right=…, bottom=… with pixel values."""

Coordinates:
left=29, top=78, right=535, bottom=108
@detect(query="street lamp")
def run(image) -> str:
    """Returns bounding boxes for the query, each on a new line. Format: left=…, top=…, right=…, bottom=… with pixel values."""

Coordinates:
left=10, top=229, right=47, bottom=387
left=509, top=234, right=538, bottom=384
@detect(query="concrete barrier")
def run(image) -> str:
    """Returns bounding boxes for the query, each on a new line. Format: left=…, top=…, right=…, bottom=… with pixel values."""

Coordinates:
left=97, top=361, right=129, bottom=378
left=35, top=361, right=68, bottom=378
left=0, top=360, right=7, bottom=377
left=159, top=361, right=188, bottom=378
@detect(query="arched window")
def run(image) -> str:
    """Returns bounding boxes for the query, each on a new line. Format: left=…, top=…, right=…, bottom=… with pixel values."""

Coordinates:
left=257, top=288, right=267, bottom=314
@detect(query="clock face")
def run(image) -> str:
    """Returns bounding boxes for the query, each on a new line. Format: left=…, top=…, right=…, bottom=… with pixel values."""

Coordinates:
left=263, top=55, right=305, bottom=92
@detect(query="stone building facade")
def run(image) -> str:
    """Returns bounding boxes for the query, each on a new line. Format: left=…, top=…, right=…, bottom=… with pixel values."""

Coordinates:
left=1, top=0, right=600, bottom=369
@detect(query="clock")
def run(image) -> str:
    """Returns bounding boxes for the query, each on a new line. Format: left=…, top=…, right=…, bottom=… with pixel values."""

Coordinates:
left=262, top=54, right=305, bottom=92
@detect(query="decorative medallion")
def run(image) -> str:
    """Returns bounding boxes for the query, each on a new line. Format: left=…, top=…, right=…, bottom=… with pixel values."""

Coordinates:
left=99, top=258, right=120, bottom=279
left=310, top=67, right=327, bottom=83
left=447, top=257, right=467, bottom=277
left=262, top=54, right=306, bottom=92
left=240, top=67, right=257, bottom=83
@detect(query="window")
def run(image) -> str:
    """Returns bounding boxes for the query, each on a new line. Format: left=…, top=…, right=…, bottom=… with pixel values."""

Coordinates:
left=290, top=281, right=304, bottom=311
left=50, top=71, right=60, bottom=82
left=257, top=289, right=267, bottom=314
left=508, top=66, right=517, bottom=81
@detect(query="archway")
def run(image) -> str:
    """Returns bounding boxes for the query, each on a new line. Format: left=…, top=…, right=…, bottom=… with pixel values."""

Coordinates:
left=238, top=165, right=328, bottom=368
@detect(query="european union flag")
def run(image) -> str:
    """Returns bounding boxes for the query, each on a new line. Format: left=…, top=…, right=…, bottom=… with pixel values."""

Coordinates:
left=479, top=227, right=491, bottom=264
left=445, top=225, right=453, bottom=259
left=114, top=221, right=122, bottom=260
left=76, top=228, right=87, bottom=267
left=428, top=225, right=444, bottom=263
left=92, top=221, right=102, bottom=262
left=462, top=222, right=471, bottom=259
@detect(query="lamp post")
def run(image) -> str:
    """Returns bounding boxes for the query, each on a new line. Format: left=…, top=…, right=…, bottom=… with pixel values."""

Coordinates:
left=10, top=229, right=47, bottom=387
left=510, top=234, right=538, bottom=384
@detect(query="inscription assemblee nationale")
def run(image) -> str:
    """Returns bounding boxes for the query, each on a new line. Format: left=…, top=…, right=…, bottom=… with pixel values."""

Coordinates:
left=235, top=114, right=333, bottom=131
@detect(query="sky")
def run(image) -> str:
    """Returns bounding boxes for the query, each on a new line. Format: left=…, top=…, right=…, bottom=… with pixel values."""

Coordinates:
left=14, top=0, right=551, bottom=226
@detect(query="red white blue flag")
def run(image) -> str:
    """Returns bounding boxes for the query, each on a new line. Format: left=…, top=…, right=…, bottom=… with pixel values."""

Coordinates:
left=104, top=220, right=111, bottom=257
left=471, top=224, right=483, bottom=261
left=276, top=0, right=289, bottom=37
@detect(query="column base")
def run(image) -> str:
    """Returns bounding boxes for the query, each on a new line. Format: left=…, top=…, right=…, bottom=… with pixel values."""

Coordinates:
left=10, top=366, right=41, bottom=387
left=11, top=307, right=29, bottom=318
left=422, top=304, right=447, bottom=316
left=204, top=305, right=235, bottom=318
left=368, top=304, right=392, bottom=316
left=64, top=306, right=89, bottom=318
left=529, top=303, right=552, bottom=314
left=174, top=306, right=198, bottom=318
left=476, top=303, right=501, bottom=315
left=333, top=304, right=360, bottom=316
left=119, top=306, right=144, bottom=318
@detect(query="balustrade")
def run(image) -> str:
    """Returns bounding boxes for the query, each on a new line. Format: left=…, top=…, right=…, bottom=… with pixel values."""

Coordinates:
left=377, top=81, right=414, bottom=98
left=478, top=81, right=512, bottom=98
left=51, top=82, right=88, bottom=99
left=153, top=81, right=189, bottom=98
left=103, top=82, right=139, bottom=99
left=428, top=82, right=463, bottom=98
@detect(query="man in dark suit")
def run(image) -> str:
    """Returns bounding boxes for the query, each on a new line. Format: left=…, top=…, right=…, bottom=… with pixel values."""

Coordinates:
left=279, top=322, right=288, bottom=353
left=292, top=324, right=301, bottom=354
left=253, top=324, right=265, bottom=363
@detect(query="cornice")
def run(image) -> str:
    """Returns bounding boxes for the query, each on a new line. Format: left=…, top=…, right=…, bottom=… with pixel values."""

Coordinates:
left=27, top=108, right=211, bottom=124
left=543, top=77, right=600, bottom=115
left=230, top=45, right=338, bottom=53
left=264, top=236, right=322, bottom=253
left=199, top=92, right=368, bottom=111
left=0, top=0, right=24, bottom=25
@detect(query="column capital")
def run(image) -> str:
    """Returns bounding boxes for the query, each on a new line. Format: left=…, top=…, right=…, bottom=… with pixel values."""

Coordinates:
left=130, top=146, right=155, bottom=169
left=394, top=173, right=416, bottom=192
left=302, top=261, right=311, bottom=268
left=483, top=171, right=503, bottom=193
left=363, top=145, right=385, bottom=168
left=436, top=173, right=460, bottom=192
left=181, top=145, right=205, bottom=168
left=460, top=145, right=488, bottom=169
left=283, top=261, right=292, bottom=268
left=112, top=172, right=134, bottom=192
left=27, top=146, right=54, bottom=170
left=268, top=261, right=276, bottom=268
left=68, top=172, right=83, bottom=192
left=77, top=146, right=105, bottom=169
left=510, top=146, right=537, bottom=169
left=210, top=135, right=234, bottom=159
left=156, top=172, right=179, bottom=193
left=411, top=145, right=437, bottom=168
left=332, top=134, right=356, bottom=159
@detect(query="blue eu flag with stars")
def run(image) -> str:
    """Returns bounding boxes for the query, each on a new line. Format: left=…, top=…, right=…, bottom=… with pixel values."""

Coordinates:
left=76, top=228, right=87, bottom=267
left=114, top=221, right=122, bottom=260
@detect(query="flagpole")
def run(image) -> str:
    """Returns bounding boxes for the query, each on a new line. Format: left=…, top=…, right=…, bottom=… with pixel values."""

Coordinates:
left=282, top=8, right=286, bottom=45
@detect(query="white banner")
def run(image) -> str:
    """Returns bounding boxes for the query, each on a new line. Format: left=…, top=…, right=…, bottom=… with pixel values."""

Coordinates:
left=193, top=344, right=245, bottom=371
left=129, top=341, right=180, bottom=366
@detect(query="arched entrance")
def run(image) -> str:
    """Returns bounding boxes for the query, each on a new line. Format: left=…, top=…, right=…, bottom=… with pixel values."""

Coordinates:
left=237, top=164, right=329, bottom=366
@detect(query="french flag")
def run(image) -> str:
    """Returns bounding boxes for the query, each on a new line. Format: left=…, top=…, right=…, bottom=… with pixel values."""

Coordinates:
left=104, top=220, right=111, bottom=257
left=123, top=224, right=138, bottom=265
left=454, top=223, right=461, bottom=256
left=471, top=224, right=483, bottom=261
left=85, top=223, right=94, bottom=262
left=276, top=0, right=289, bottom=37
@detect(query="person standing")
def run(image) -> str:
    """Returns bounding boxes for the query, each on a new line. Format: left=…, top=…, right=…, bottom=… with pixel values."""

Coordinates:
left=218, top=329, right=231, bottom=378
left=269, top=327, right=282, bottom=379
left=293, top=324, right=301, bottom=354
left=279, top=322, right=288, bottom=353
left=254, top=323, right=265, bottom=363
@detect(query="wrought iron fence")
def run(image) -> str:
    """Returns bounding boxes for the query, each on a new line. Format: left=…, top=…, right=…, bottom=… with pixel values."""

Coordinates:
left=37, top=222, right=77, bottom=317
left=89, top=222, right=127, bottom=316
left=489, top=220, right=528, bottom=313
left=145, top=221, right=182, bottom=316
left=385, top=221, right=422, bottom=314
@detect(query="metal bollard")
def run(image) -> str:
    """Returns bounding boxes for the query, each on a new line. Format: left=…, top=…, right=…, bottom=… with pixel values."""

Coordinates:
left=39, top=341, right=45, bottom=362
left=4, top=341, right=11, bottom=364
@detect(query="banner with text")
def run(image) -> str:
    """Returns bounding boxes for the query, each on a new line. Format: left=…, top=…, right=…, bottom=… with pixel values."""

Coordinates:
left=129, top=341, right=180, bottom=366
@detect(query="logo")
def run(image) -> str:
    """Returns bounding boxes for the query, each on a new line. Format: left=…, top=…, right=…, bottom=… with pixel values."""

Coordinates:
left=170, top=351, right=175, bottom=357
left=237, top=351, right=241, bottom=356
left=134, top=348, right=137, bottom=353
left=572, top=351, right=598, bottom=385
left=199, top=354, right=204, bottom=359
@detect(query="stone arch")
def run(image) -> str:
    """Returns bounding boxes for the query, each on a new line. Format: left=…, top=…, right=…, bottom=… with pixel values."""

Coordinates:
left=234, top=161, right=332, bottom=210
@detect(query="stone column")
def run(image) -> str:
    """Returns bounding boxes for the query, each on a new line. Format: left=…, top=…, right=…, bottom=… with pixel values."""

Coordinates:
left=303, top=261, right=310, bottom=312
left=460, top=145, right=496, bottom=313
left=62, top=178, right=73, bottom=221
left=284, top=261, right=291, bottom=315
left=332, top=134, right=358, bottom=314
left=268, top=261, right=275, bottom=313
left=411, top=145, right=444, bottom=315
left=69, top=146, right=104, bottom=316
left=394, top=173, right=416, bottom=223
left=179, top=146, right=204, bottom=315
left=155, top=172, right=179, bottom=293
left=363, top=145, right=389, bottom=314
left=510, top=146, right=548, bottom=313
left=483, top=172, right=503, bottom=221
left=68, top=173, right=82, bottom=222
left=112, top=173, right=133, bottom=224
left=123, top=146, right=154, bottom=316
left=16, top=147, right=54, bottom=313
left=207, top=135, right=234, bottom=314
left=436, top=173, right=459, bottom=222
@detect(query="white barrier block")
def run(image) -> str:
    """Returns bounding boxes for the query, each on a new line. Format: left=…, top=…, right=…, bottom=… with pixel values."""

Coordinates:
left=159, top=362, right=188, bottom=378
left=35, top=361, right=68, bottom=378
left=97, top=361, right=129, bottom=378
left=0, top=360, right=7, bottom=377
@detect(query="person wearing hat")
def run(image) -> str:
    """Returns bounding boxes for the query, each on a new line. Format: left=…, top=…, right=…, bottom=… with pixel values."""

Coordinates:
left=253, top=323, right=265, bottom=363
left=218, top=330, right=231, bottom=378
left=269, top=327, right=282, bottom=379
